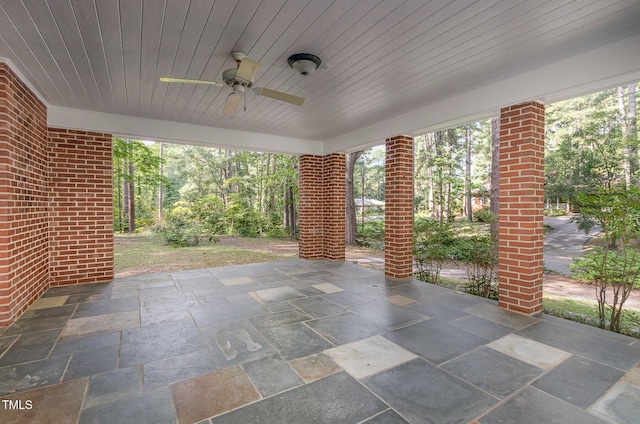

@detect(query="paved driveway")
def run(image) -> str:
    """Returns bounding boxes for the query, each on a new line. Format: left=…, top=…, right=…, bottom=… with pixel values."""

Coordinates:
left=544, top=215, right=597, bottom=276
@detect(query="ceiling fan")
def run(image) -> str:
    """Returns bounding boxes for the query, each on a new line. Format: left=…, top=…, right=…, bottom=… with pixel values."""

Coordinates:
left=160, top=52, right=304, bottom=114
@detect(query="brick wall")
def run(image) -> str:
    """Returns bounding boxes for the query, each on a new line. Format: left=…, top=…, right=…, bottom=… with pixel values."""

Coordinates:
left=0, top=63, right=51, bottom=325
left=298, top=154, right=346, bottom=260
left=385, top=136, right=414, bottom=279
left=498, top=101, right=545, bottom=315
left=48, top=128, right=114, bottom=286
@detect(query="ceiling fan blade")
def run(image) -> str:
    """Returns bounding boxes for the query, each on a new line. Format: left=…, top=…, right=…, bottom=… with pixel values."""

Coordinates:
left=235, top=58, right=261, bottom=84
left=160, top=77, right=224, bottom=86
left=223, top=93, right=242, bottom=114
left=254, top=87, right=304, bottom=106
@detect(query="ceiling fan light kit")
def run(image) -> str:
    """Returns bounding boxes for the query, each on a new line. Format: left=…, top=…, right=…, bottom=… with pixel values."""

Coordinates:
left=161, top=51, right=306, bottom=114
left=287, top=53, right=321, bottom=76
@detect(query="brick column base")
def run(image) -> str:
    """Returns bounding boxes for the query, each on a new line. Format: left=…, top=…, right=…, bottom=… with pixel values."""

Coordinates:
left=498, top=101, right=545, bottom=315
left=299, top=154, right=346, bottom=260
left=385, top=136, right=414, bottom=279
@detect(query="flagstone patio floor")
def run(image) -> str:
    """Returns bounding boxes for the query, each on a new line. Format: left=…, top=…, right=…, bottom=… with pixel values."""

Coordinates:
left=1, top=259, right=640, bottom=423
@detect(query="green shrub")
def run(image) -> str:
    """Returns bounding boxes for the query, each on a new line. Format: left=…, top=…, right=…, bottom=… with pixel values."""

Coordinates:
left=455, top=234, right=498, bottom=299
left=413, top=218, right=456, bottom=284
left=472, top=207, right=495, bottom=223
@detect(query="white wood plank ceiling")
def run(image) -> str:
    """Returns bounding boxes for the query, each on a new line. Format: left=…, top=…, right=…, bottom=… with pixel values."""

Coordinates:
left=1, top=0, right=640, bottom=154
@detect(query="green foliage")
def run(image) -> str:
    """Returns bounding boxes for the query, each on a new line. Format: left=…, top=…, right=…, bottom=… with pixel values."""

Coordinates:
left=413, top=218, right=456, bottom=283
left=571, top=186, right=640, bottom=332
left=472, top=207, right=495, bottom=223
left=157, top=199, right=221, bottom=247
left=356, top=220, right=384, bottom=248
left=454, top=234, right=498, bottom=299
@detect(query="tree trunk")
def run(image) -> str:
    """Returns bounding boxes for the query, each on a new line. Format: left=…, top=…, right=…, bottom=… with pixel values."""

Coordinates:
left=629, top=84, right=637, bottom=185
left=127, top=159, right=136, bottom=233
left=464, top=126, right=473, bottom=221
left=490, top=118, right=500, bottom=248
left=346, top=150, right=364, bottom=245
left=619, top=87, right=632, bottom=188
left=158, top=142, right=164, bottom=221
left=288, top=184, right=296, bottom=237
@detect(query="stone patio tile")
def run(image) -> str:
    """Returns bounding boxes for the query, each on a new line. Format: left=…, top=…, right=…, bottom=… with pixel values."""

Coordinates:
left=388, top=282, right=452, bottom=302
left=0, top=335, right=17, bottom=356
left=322, top=290, right=370, bottom=306
left=52, top=331, right=120, bottom=356
left=592, top=381, right=640, bottom=424
left=260, top=322, right=332, bottom=360
left=63, top=344, right=119, bottom=381
left=480, top=387, right=606, bottom=424
left=325, top=335, right=418, bottom=379
left=175, top=275, right=222, bottom=291
left=532, top=355, right=624, bottom=408
left=144, top=349, right=217, bottom=390
left=219, top=276, right=256, bottom=286
left=466, top=302, right=539, bottom=329
left=487, top=334, right=572, bottom=370
left=0, top=329, right=62, bottom=366
left=61, top=310, right=140, bottom=338
left=450, top=315, right=514, bottom=341
left=83, top=366, right=143, bottom=409
left=516, top=319, right=640, bottom=370
left=171, top=366, right=260, bottom=423
left=386, top=294, right=416, bottom=306
left=44, top=282, right=111, bottom=299
left=0, top=377, right=87, bottom=424
left=289, top=296, right=346, bottom=318
left=443, top=346, right=544, bottom=399
left=252, top=286, right=305, bottom=303
left=288, top=353, right=341, bottom=383
left=349, top=300, right=426, bottom=330
left=200, top=319, right=275, bottom=367
left=72, top=296, right=139, bottom=318
left=407, top=300, right=470, bottom=322
left=364, top=358, right=497, bottom=424
left=211, top=372, right=386, bottom=423
left=264, top=301, right=296, bottom=312
left=120, top=318, right=206, bottom=367
left=243, top=354, right=303, bottom=397
left=312, top=283, right=344, bottom=294
left=624, top=365, right=640, bottom=385
left=0, top=355, right=70, bottom=396
left=362, top=410, right=410, bottom=423
left=248, top=309, right=311, bottom=330
left=80, top=387, right=176, bottom=424
left=29, top=295, right=69, bottom=309
left=141, top=309, right=193, bottom=326
left=383, top=320, right=486, bottom=365
left=3, top=308, right=73, bottom=336
left=430, top=292, right=486, bottom=310
left=306, top=312, right=384, bottom=345
left=190, top=300, right=269, bottom=327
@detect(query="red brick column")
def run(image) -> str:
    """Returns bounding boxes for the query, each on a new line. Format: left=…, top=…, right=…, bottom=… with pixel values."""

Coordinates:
left=498, top=101, right=545, bottom=315
left=298, top=153, right=346, bottom=260
left=322, top=153, right=346, bottom=260
left=299, top=155, right=324, bottom=259
left=0, top=63, right=50, bottom=325
left=385, top=135, right=414, bottom=279
left=48, top=128, right=114, bottom=286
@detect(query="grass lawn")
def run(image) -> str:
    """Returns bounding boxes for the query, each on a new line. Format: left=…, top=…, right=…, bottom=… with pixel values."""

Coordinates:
left=544, top=294, right=640, bottom=337
left=114, top=234, right=298, bottom=277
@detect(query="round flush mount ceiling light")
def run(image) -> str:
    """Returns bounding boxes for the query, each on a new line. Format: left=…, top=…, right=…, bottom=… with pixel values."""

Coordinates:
left=287, top=53, right=321, bottom=76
